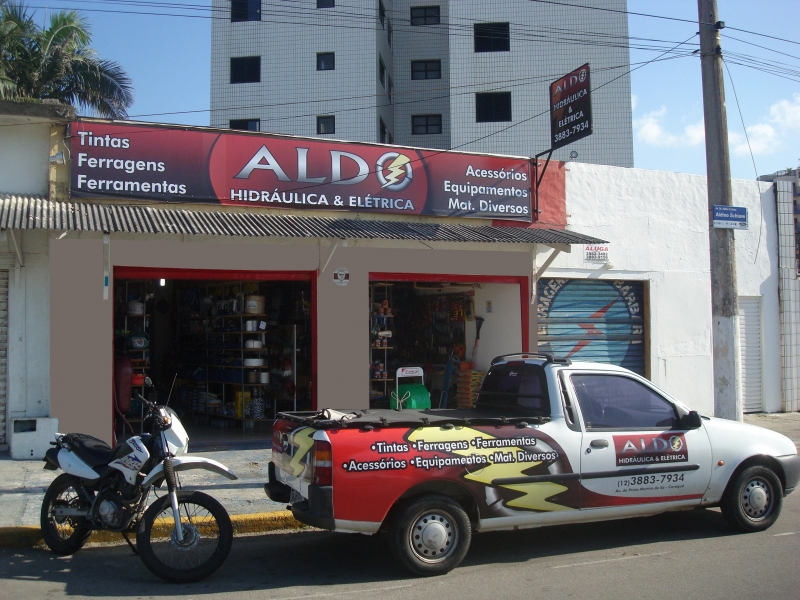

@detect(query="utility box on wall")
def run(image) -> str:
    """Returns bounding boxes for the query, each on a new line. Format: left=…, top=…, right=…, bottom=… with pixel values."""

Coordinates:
left=10, top=417, right=58, bottom=459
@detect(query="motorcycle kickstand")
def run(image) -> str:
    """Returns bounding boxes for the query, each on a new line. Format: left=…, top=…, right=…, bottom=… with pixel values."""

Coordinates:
left=121, top=531, right=138, bottom=555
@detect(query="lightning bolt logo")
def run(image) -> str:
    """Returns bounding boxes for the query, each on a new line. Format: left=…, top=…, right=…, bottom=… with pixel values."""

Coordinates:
left=288, top=427, right=315, bottom=477
left=407, top=427, right=573, bottom=512
left=381, top=154, right=411, bottom=188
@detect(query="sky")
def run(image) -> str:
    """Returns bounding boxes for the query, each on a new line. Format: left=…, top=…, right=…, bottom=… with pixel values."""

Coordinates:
left=17, top=0, right=800, bottom=180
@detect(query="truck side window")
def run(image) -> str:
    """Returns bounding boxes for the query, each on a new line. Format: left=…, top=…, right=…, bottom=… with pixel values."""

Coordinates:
left=558, top=372, right=576, bottom=426
left=570, top=374, right=677, bottom=430
left=476, top=363, right=550, bottom=415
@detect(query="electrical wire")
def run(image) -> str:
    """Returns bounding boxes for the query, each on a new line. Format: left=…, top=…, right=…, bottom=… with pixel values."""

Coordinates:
left=721, top=57, right=767, bottom=263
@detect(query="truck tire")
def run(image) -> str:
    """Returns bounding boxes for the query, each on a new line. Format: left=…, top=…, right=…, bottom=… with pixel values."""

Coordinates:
left=720, top=465, right=783, bottom=533
left=391, top=495, right=472, bottom=576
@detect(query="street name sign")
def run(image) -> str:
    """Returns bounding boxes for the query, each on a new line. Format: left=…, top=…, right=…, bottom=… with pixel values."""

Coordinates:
left=712, top=205, right=748, bottom=229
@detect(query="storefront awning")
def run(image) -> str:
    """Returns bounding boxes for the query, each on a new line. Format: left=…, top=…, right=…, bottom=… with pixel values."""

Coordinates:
left=0, top=194, right=606, bottom=246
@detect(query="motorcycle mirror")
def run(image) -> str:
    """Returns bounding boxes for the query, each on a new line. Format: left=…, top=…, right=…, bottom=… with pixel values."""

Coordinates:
left=144, top=377, right=153, bottom=388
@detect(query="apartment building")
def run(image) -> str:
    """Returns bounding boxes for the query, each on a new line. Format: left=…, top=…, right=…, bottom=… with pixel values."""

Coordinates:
left=211, top=0, right=634, bottom=167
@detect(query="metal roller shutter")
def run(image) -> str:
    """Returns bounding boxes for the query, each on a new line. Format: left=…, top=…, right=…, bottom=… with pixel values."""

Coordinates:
left=0, top=270, right=7, bottom=445
left=738, top=297, right=763, bottom=413
left=537, top=278, right=646, bottom=375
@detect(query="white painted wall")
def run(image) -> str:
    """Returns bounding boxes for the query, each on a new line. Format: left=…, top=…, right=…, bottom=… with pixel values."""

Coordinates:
left=7, top=231, right=51, bottom=421
left=551, top=163, right=780, bottom=415
left=465, top=283, right=522, bottom=373
left=0, top=123, right=50, bottom=195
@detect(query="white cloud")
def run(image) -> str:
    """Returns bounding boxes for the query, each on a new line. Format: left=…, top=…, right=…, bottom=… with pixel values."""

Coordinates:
left=769, top=93, right=800, bottom=132
left=729, top=123, right=778, bottom=156
left=633, top=107, right=704, bottom=147
left=631, top=94, right=638, bottom=111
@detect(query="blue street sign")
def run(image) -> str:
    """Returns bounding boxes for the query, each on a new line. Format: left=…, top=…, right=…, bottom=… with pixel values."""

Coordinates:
left=712, top=205, right=748, bottom=229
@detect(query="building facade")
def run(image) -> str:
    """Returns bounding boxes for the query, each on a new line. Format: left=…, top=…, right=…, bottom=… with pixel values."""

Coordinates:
left=210, top=0, right=634, bottom=167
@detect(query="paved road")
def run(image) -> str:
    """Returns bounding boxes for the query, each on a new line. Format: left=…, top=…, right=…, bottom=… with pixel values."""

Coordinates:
left=2, top=491, right=798, bottom=600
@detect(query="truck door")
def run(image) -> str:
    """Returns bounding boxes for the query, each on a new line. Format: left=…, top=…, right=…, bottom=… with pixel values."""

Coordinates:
left=565, top=371, right=712, bottom=510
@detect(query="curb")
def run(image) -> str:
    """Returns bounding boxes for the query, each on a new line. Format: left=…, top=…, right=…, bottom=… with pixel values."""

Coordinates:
left=0, top=510, right=302, bottom=549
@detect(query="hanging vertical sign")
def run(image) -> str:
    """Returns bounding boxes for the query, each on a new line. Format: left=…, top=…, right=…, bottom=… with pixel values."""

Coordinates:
left=550, top=64, right=593, bottom=150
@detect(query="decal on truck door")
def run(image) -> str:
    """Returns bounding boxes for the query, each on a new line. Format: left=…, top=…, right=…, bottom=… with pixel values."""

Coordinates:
left=614, top=433, right=688, bottom=466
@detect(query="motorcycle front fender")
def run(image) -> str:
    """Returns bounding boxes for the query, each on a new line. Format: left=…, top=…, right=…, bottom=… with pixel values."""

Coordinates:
left=141, top=456, right=238, bottom=488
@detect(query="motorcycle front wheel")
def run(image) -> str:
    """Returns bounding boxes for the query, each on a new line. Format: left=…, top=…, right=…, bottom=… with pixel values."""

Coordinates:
left=136, top=490, right=233, bottom=583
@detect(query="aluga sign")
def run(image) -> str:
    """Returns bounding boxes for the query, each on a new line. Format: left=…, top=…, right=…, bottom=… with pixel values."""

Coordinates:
left=70, top=120, right=534, bottom=222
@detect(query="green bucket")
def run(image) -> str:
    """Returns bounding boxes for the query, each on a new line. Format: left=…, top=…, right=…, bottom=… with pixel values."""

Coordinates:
left=391, top=383, right=431, bottom=410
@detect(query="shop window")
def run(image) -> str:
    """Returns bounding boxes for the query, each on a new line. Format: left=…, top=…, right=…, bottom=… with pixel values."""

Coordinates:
left=411, top=60, right=441, bottom=80
left=410, top=6, right=440, bottom=25
left=231, top=0, right=260, bottom=22
left=570, top=374, right=677, bottom=430
left=379, top=1, right=386, bottom=28
left=474, top=22, right=510, bottom=53
left=317, top=115, right=335, bottom=134
left=230, top=56, right=260, bottom=84
left=317, top=0, right=334, bottom=8
left=317, top=52, right=335, bottom=71
left=229, top=119, right=260, bottom=132
left=412, top=114, right=442, bottom=135
left=476, top=92, right=511, bottom=122
left=378, top=56, right=386, bottom=88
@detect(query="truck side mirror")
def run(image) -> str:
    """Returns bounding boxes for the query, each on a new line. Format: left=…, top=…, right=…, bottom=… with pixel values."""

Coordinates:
left=678, top=410, right=702, bottom=430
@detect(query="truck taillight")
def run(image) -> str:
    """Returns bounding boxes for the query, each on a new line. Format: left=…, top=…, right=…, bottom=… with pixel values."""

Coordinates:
left=312, top=439, right=332, bottom=486
left=272, top=427, right=282, bottom=450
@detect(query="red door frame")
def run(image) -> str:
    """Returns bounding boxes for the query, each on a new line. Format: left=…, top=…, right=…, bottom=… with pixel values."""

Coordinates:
left=113, top=266, right=318, bottom=413
left=369, top=273, right=530, bottom=352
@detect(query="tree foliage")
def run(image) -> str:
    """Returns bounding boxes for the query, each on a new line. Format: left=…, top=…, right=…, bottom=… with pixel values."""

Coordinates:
left=0, top=2, right=133, bottom=118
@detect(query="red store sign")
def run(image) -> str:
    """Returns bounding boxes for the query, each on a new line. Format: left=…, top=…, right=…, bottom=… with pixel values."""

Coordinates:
left=70, top=121, right=533, bottom=222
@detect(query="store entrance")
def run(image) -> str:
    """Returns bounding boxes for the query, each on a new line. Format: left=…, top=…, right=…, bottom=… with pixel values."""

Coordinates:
left=113, top=271, right=313, bottom=449
left=369, top=278, right=526, bottom=411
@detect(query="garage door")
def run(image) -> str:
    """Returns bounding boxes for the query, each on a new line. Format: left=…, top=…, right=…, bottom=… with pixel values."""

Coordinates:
left=0, top=270, right=7, bottom=445
left=738, top=297, right=763, bottom=413
left=537, top=279, right=646, bottom=375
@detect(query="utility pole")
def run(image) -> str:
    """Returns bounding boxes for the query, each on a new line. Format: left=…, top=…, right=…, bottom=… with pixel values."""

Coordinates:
left=697, top=0, right=742, bottom=421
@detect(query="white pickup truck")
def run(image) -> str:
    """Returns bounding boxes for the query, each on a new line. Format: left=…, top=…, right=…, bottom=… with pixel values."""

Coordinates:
left=266, top=354, right=799, bottom=576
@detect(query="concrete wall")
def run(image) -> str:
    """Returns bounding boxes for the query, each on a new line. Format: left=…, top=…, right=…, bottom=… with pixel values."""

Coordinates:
left=49, top=234, right=535, bottom=442
left=0, top=123, right=50, bottom=195
left=551, top=163, right=779, bottom=415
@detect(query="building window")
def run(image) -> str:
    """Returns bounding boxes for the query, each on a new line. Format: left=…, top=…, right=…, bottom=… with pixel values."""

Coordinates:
left=410, top=6, right=440, bottom=26
left=379, top=1, right=386, bottom=28
left=412, top=114, right=442, bottom=134
left=230, top=56, right=260, bottom=84
left=317, top=0, right=334, bottom=8
left=388, top=20, right=393, bottom=46
left=380, top=119, right=388, bottom=143
left=317, top=52, right=335, bottom=71
left=231, top=0, right=260, bottom=22
left=229, top=119, right=260, bottom=131
left=476, top=92, right=511, bottom=122
left=474, top=22, right=510, bottom=52
left=388, top=77, right=393, bottom=104
left=317, top=115, right=335, bottom=134
left=378, top=56, right=386, bottom=88
left=411, top=60, right=441, bottom=80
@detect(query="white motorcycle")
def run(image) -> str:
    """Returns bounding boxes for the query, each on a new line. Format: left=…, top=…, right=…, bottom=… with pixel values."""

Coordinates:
left=41, top=379, right=237, bottom=583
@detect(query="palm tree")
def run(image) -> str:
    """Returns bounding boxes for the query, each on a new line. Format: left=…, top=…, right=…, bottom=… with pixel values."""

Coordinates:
left=0, top=2, right=133, bottom=119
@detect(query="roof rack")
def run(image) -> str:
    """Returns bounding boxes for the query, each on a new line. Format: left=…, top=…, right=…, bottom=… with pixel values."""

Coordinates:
left=490, top=352, right=572, bottom=366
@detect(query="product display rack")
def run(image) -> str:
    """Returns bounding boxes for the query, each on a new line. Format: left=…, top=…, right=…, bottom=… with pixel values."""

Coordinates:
left=115, top=280, right=153, bottom=429
left=369, top=283, right=394, bottom=404
left=175, top=280, right=309, bottom=432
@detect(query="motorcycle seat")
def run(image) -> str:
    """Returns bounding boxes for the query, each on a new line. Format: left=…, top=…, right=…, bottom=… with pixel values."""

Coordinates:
left=65, top=433, right=118, bottom=468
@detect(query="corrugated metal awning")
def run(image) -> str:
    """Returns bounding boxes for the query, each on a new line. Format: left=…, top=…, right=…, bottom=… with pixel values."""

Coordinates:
left=0, top=194, right=606, bottom=246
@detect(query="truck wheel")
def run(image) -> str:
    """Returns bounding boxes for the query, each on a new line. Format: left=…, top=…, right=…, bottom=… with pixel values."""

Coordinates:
left=391, top=495, right=472, bottom=576
left=721, top=465, right=783, bottom=533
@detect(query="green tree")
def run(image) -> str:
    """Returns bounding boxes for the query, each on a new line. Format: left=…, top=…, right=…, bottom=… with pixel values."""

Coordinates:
left=0, top=2, right=133, bottom=118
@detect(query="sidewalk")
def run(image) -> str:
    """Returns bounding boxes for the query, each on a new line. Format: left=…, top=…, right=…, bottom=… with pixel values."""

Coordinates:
left=1, top=412, right=798, bottom=546
left=0, top=446, right=291, bottom=538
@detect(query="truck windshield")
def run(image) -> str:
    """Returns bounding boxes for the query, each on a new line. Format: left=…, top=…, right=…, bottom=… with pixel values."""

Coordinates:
left=475, top=363, right=550, bottom=415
